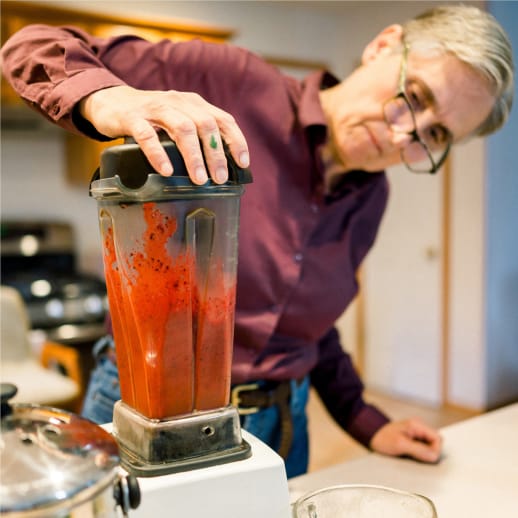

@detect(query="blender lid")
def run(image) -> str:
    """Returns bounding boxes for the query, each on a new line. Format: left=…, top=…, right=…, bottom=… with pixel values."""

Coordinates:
left=1, top=383, right=120, bottom=514
left=91, top=136, right=253, bottom=189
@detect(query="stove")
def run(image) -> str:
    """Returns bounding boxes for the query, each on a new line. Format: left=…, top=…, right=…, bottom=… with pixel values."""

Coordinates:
left=0, top=220, right=108, bottom=344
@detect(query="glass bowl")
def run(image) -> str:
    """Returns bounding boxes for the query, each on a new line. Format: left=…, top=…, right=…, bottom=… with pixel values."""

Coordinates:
left=292, top=484, right=438, bottom=517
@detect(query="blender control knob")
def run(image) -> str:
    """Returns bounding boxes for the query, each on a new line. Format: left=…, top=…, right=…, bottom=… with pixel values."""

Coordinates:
left=114, top=474, right=141, bottom=515
left=127, top=475, right=141, bottom=509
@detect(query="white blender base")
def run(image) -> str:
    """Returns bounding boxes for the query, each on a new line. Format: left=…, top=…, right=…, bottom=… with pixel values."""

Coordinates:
left=103, top=425, right=291, bottom=518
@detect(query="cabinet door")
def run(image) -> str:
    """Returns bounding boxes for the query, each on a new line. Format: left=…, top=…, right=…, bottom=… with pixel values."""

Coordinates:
left=362, top=164, right=444, bottom=406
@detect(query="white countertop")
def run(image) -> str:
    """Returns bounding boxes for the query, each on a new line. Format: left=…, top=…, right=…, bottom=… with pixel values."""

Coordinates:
left=289, top=403, right=518, bottom=517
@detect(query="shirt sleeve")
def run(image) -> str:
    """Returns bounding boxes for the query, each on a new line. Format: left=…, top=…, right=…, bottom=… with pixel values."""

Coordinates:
left=0, top=24, right=128, bottom=136
left=310, top=327, right=390, bottom=448
left=0, top=24, right=251, bottom=139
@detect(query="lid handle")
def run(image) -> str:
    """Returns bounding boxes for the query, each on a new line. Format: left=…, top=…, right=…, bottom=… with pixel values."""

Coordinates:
left=90, top=136, right=253, bottom=190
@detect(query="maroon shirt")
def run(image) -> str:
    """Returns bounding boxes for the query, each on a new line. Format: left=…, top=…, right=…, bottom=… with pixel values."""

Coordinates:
left=1, top=25, right=390, bottom=446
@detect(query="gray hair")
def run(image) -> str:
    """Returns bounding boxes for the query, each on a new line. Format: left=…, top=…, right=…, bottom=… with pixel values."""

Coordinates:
left=402, top=4, right=514, bottom=137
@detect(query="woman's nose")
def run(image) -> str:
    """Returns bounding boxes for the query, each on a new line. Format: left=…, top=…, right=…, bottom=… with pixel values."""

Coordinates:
left=388, top=108, right=437, bottom=149
left=390, top=130, right=413, bottom=149
left=412, top=109, right=437, bottom=139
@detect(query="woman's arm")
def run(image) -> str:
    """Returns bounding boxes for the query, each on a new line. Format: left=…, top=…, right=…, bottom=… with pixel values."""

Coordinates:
left=1, top=24, right=250, bottom=182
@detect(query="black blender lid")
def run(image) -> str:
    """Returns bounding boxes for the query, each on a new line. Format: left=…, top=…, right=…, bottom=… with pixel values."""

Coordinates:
left=91, top=136, right=253, bottom=189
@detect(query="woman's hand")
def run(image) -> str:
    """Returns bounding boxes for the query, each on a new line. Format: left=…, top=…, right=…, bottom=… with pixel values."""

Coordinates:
left=369, top=418, right=443, bottom=463
left=79, top=85, right=250, bottom=184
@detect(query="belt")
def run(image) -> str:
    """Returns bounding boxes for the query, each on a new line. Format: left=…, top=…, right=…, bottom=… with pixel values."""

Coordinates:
left=231, top=381, right=293, bottom=459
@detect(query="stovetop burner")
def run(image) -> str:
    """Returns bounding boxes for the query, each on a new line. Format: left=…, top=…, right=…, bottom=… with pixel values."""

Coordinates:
left=3, top=271, right=108, bottom=327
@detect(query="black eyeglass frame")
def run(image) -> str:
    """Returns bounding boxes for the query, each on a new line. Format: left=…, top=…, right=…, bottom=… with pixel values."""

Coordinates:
left=383, top=42, right=452, bottom=175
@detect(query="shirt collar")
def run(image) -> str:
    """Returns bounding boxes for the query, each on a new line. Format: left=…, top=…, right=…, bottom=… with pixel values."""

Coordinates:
left=297, top=71, right=386, bottom=203
left=298, top=70, right=339, bottom=130
left=298, top=70, right=338, bottom=196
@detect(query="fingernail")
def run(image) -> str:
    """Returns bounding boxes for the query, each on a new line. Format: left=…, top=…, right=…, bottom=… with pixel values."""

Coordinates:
left=195, top=166, right=208, bottom=184
left=426, top=451, right=440, bottom=463
left=239, top=152, right=250, bottom=167
left=160, top=162, right=173, bottom=176
left=216, top=167, right=228, bottom=183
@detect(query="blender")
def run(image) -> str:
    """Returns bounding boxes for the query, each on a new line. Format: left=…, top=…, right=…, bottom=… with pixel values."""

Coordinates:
left=90, top=138, right=252, bottom=477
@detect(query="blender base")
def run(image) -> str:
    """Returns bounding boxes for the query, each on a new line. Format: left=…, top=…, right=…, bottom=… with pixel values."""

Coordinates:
left=123, top=429, right=291, bottom=518
left=112, top=401, right=252, bottom=477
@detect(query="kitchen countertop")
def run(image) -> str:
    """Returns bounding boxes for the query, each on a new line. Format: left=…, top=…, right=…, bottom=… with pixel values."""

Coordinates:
left=289, top=403, right=518, bottom=517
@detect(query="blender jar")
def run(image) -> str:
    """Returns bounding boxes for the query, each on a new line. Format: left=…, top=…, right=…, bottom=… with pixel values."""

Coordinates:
left=90, top=139, right=252, bottom=420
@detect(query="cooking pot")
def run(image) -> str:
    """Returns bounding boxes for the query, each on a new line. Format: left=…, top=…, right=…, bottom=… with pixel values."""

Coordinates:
left=0, top=383, right=140, bottom=517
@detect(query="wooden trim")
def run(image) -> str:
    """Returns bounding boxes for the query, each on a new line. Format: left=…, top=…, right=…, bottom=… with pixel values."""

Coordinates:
left=441, top=158, right=452, bottom=406
left=262, top=55, right=328, bottom=72
left=443, top=401, right=482, bottom=418
left=0, top=1, right=235, bottom=40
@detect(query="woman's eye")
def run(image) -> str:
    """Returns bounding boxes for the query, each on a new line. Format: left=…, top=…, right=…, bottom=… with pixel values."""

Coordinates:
left=406, top=83, right=425, bottom=112
left=426, top=126, right=448, bottom=147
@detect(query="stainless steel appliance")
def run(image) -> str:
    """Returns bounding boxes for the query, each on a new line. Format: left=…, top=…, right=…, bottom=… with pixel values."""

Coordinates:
left=0, top=220, right=108, bottom=345
left=0, top=383, right=140, bottom=517
left=1, top=220, right=109, bottom=388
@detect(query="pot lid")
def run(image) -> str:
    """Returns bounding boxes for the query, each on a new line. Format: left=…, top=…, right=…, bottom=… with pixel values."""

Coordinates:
left=1, top=383, right=120, bottom=514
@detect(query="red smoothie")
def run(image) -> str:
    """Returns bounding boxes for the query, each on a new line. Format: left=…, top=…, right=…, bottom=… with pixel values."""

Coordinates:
left=101, top=202, right=235, bottom=419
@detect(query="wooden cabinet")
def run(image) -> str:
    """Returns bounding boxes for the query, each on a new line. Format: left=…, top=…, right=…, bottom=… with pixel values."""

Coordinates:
left=1, top=1, right=234, bottom=184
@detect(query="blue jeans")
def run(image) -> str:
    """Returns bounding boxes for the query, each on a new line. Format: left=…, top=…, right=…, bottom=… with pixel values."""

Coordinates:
left=81, top=336, right=121, bottom=425
left=81, top=336, right=310, bottom=478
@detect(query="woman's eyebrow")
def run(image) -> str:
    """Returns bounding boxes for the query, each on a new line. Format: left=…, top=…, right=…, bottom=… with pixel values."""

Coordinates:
left=411, top=76, right=437, bottom=108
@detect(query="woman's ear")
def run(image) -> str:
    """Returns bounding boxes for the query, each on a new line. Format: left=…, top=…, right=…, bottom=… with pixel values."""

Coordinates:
left=361, top=24, right=404, bottom=64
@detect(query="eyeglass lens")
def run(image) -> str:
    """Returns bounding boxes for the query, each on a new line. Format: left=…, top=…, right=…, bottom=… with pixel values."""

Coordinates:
left=384, top=96, right=448, bottom=173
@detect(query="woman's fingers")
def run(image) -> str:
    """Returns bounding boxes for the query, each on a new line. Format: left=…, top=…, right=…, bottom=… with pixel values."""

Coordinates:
left=80, top=86, right=250, bottom=183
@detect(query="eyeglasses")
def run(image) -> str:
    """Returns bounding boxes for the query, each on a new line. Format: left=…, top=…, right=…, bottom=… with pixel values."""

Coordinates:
left=383, top=43, right=452, bottom=174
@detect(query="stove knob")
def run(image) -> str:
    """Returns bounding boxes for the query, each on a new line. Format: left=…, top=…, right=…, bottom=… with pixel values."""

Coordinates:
left=45, top=298, right=64, bottom=319
left=83, top=294, right=104, bottom=315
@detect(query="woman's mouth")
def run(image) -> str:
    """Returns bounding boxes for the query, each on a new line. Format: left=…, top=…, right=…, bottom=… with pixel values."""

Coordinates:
left=363, top=124, right=383, bottom=156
